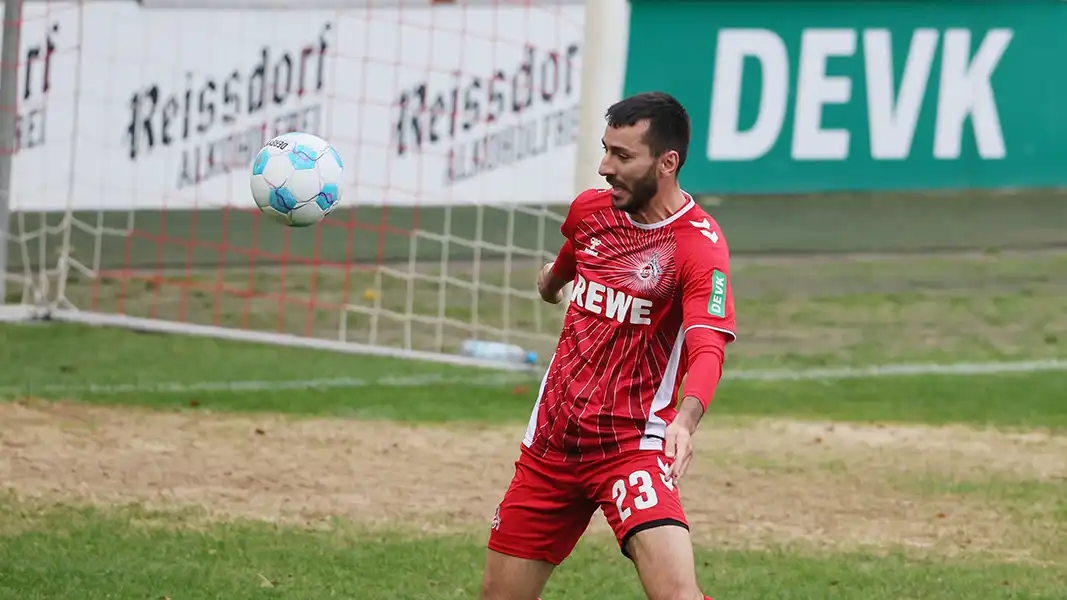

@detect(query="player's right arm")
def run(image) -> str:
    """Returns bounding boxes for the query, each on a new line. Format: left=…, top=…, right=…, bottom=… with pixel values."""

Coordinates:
left=537, top=188, right=611, bottom=304
left=538, top=239, right=576, bottom=304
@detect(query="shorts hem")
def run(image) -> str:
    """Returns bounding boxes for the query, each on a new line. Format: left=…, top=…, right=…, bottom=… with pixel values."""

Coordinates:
left=619, top=518, right=689, bottom=560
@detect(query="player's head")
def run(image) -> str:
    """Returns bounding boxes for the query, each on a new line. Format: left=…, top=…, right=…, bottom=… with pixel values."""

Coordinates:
left=598, top=91, right=690, bottom=214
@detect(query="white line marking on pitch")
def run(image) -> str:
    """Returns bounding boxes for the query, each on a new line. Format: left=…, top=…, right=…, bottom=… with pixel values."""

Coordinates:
left=724, top=359, right=1067, bottom=382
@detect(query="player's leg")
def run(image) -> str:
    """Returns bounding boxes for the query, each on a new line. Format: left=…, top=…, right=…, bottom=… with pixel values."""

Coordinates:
left=480, top=550, right=554, bottom=600
left=481, top=449, right=596, bottom=600
left=626, top=525, right=708, bottom=600
left=586, top=450, right=710, bottom=600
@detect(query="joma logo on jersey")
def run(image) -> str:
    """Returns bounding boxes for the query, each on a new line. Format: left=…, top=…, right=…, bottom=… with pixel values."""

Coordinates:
left=707, top=270, right=727, bottom=318
left=570, top=274, right=654, bottom=325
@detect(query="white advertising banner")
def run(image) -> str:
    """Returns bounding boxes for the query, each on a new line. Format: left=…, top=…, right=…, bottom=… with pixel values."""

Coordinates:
left=7, top=2, right=584, bottom=211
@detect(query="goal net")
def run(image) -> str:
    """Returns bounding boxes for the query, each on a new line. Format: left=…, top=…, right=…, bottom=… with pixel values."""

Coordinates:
left=2, top=0, right=606, bottom=367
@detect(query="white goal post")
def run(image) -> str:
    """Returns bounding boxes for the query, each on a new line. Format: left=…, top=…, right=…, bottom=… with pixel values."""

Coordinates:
left=0, top=0, right=632, bottom=369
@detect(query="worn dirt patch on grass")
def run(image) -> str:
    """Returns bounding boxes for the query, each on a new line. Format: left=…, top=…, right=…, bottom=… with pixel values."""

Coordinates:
left=1, top=401, right=1064, bottom=561
left=683, top=419, right=1067, bottom=560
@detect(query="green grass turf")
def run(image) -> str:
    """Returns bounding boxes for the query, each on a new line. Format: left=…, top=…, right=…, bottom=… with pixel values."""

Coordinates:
left=3, top=323, right=1067, bottom=599
left=3, top=322, right=1067, bottom=429
left=1, top=499, right=1065, bottom=600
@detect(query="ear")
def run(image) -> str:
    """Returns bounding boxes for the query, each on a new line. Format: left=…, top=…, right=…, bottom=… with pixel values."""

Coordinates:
left=659, top=150, right=680, bottom=178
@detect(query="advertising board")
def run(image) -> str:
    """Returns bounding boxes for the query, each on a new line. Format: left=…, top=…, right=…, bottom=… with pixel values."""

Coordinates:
left=624, top=1, right=1067, bottom=194
left=7, top=3, right=584, bottom=211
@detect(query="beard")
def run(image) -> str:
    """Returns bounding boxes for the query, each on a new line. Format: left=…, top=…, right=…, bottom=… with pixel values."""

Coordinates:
left=607, top=165, right=659, bottom=214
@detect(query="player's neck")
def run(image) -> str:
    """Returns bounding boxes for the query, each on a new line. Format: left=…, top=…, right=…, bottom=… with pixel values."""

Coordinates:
left=630, top=186, right=689, bottom=225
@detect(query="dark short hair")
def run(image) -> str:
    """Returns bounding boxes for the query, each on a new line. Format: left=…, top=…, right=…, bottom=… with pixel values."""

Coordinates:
left=604, top=91, right=691, bottom=174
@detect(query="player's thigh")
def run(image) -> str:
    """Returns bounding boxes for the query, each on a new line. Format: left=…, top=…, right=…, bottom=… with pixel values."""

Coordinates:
left=487, top=449, right=596, bottom=568
left=627, top=524, right=703, bottom=600
left=587, top=450, right=690, bottom=557
left=480, top=549, right=554, bottom=600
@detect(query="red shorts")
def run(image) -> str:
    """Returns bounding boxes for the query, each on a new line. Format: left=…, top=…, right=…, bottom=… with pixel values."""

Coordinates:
left=487, top=446, right=688, bottom=565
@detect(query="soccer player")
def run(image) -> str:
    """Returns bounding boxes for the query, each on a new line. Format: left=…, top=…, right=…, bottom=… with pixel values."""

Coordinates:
left=479, top=91, right=736, bottom=600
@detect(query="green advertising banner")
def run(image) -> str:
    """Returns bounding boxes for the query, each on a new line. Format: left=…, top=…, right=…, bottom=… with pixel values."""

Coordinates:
left=623, top=1, right=1067, bottom=194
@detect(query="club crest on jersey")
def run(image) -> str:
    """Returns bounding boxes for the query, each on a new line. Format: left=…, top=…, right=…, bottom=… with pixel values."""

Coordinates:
left=636, top=253, right=663, bottom=285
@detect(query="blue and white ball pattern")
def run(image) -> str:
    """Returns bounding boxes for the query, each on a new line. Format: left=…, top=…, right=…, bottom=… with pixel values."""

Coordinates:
left=250, top=132, right=344, bottom=227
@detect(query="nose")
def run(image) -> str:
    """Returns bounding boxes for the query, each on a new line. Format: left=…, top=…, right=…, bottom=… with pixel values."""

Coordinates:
left=598, top=155, right=614, bottom=178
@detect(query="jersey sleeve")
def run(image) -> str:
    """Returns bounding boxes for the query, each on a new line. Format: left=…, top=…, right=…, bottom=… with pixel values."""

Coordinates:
left=551, top=239, right=578, bottom=281
left=680, top=325, right=727, bottom=411
left=678, top=230, right=736, bottom=411
left=679, top=234, right=737, bottom=342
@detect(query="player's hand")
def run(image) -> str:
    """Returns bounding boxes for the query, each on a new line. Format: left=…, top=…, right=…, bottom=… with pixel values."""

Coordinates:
left=537, top=261, right=563, bottom=304
left=664, top=420, right=695, bottom=482
left=665, top=396, right=704, bottom=482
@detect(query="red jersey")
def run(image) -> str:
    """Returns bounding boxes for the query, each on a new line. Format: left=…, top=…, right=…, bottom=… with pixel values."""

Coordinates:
left=523, top=188, right=737, bottom=461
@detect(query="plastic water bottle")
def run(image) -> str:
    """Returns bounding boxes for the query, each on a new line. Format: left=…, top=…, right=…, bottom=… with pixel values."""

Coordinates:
left=459, top=339, right=538, bottom=365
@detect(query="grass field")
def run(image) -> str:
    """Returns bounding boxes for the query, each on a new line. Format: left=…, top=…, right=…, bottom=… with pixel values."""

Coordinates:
left=3, top=248, right=1067, bottom=599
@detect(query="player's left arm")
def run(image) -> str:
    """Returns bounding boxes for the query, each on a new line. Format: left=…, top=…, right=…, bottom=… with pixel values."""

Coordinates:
left=664, top=235, right=737, bottom=479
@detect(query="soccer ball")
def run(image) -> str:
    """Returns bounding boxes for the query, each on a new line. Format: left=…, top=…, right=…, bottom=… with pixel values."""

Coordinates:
left=249, top=132, right=344, bottom=227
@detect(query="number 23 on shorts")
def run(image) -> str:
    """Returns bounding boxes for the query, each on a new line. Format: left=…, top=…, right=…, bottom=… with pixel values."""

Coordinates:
left=598, top=457, right=689, bottom=549
left=611, top=469, right=661, bottom=522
